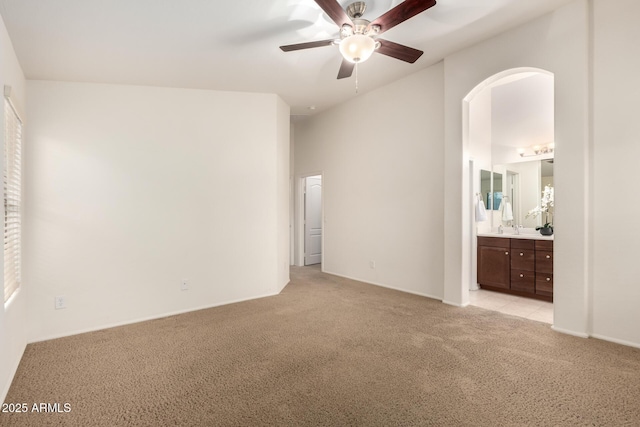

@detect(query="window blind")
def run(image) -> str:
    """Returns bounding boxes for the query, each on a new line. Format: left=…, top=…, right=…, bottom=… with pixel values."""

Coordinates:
left=4, top=96, right=22, bottom=303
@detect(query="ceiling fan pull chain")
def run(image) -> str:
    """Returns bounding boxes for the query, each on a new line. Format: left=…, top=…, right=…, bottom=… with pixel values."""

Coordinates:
left=355, top=62, right=359, bottom=94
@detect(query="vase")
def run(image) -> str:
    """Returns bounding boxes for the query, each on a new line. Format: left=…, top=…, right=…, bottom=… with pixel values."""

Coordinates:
left=539, top=227, right=553, bottom=236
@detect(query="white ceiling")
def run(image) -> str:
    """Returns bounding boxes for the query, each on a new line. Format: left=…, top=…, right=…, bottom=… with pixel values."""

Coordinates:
left=0, top=0, right=574, bottom=116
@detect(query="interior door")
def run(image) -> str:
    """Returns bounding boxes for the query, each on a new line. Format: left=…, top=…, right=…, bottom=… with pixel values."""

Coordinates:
left=304, top=175, right=322, bottom=265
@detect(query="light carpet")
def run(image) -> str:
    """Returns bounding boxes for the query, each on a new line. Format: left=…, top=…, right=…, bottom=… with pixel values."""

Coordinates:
left=2, top=266, right=639, bottom=426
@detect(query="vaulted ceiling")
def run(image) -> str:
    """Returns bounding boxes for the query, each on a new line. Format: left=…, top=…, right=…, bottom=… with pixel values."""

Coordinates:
left=0, top=0, right=574, bottom=116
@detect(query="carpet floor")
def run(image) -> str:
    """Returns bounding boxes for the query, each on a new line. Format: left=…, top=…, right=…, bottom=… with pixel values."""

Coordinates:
left=2, top=266, right=640, bottom=426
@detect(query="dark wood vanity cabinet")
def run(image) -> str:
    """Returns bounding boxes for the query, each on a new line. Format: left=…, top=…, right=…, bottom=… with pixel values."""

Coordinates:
left=478, top=237, right=553, bottom=301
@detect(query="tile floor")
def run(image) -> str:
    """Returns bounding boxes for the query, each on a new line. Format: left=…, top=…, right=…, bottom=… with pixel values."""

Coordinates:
left=468, top=288, right=554, bottom=324
left=308, top=264, right=553, bottom=324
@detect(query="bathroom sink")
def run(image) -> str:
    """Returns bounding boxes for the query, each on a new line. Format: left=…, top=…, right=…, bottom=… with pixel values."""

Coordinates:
left=477, top=228, right=553, bottom=240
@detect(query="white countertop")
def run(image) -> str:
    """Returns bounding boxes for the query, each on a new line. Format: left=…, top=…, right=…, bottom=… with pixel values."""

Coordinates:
left=477, top=230, right=554, bottom=241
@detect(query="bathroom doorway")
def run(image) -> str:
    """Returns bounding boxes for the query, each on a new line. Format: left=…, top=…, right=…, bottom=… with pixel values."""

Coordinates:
left=465, top=68, right=555, bottom=324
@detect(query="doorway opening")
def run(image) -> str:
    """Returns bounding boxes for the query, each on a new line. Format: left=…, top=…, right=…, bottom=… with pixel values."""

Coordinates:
left=304, top=175, right=322, bottom=266
left=465, top=68, right=555, bottom=324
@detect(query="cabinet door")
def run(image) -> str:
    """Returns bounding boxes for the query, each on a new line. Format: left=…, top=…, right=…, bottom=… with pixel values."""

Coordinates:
left=478, top=246, right=511, bottom=289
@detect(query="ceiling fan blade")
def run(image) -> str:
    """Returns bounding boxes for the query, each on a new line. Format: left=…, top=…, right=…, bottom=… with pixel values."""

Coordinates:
left=368, top=0, right=436, bottom=35
left=376, top=39, right=423, bottom=63
left=314, top=0, right=353, bottom=28
left=280, top=39, right=335, bottom=52
left=337, top=60, right=355, bottom=79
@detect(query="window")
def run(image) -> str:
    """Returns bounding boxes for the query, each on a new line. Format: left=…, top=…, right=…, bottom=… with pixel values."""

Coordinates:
left=4, top=93, right=22, bottom=303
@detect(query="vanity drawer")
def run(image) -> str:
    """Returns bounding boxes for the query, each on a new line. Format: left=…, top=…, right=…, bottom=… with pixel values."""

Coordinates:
left=511, top=249, right=534, bottom=271
left=536, top=274, right=553, bottom=297
left=511, top=239, right=535, bottom=250
left=536, top=251, right=553, bottom=274
left=535, top=240, right=553, bottom=251
left=477, top=237, right=510, bottom=249
left=511, top=269, right=535, bottom=293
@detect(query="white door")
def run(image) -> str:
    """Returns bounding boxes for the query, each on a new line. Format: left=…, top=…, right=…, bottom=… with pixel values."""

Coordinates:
left=304, top=175, right=322, bottom=265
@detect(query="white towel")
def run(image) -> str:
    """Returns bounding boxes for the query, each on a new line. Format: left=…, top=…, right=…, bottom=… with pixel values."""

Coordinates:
left=476, top=198, right=487, bottom=222
left=501, top=201, right=513, bottom=221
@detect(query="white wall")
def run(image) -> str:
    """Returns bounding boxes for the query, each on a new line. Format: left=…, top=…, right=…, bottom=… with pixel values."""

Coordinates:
left=24, top=81, right=289, bottom=342
left=591, top=0, right=640, bottom=346
left=294, top=64, right=445, bottom=299
left=469, top=88, right=493, bottom=235
left=289, top=123, right=295, bottom=265
left=444, top=1, right=591, bottom=335
left=276, top=97, right=291, bottom=291
left=0, top=13, right=27, bottom=403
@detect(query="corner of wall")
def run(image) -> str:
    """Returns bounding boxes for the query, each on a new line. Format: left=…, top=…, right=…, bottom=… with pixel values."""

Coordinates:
left=0, top=12, right=28, bottom=403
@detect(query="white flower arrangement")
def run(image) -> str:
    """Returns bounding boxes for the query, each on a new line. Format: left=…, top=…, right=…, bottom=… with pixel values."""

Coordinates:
left=525, top=185, right=554, bottom=229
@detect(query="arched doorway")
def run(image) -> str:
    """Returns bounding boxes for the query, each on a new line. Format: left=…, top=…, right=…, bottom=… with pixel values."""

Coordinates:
left=463, top=68, right=555, bottom=322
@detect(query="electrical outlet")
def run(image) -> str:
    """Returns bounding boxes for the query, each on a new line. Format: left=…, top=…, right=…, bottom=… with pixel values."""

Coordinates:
left=54, top=295, right=66, bottom=310
left=369, top=260, right=376, bottom=269
left=180, top=279, right=189, bottom=291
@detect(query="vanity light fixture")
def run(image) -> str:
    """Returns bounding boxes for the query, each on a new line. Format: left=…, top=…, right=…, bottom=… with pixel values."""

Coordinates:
left=518, top=143, right=555, bottom=158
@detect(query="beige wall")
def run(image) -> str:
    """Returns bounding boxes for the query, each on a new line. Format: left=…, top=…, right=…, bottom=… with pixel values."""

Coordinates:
left=591, top=0, right=640, bottom=346
left=0, top=15, right=27, bottom=402
left=444, top=1, right=590, bottom=337
left=24, top=81, right=289, bottom=342
left=296, top=0, right=640, bottom=347
left=276, top=96, right=291, bottom=292
left=294, top=64, right=445, bottom=299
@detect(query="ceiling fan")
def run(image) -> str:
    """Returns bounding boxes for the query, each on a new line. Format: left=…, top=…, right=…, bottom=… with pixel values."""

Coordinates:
left=280, top=0, right=436, bottom=79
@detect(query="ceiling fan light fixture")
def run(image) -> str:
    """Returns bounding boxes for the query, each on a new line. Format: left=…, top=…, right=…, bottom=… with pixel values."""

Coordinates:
left=279, top=0, right=435, bottom=79
left=339, top=34, right=376, bottom=63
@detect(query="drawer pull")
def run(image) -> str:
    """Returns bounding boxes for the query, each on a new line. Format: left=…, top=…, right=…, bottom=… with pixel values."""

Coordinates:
left=546, top=255, right=551, bottom=259
left=546, top=278, right=551, bottom=281
left=520, top=252, right=524, bottom=256
left=520, top=274, right=524, bottom=278
left=505, top=252, right=509, bottom=255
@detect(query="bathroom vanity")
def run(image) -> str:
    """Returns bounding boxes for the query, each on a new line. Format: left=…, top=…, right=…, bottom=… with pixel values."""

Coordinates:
left=477, top=234, right=553, bottom=301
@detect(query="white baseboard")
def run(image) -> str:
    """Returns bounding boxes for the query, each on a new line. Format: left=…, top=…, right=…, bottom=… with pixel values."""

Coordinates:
left=28, top=291, right=280, bottom=344
left=551, top=327, right=640, bottom=349
left=321, top=269, right=443, bottom=302
left=551, top=325, right=589, bottom=338
left=590, top=333, right=640, bottom=349
left=443, top=300, right=470, bottom=308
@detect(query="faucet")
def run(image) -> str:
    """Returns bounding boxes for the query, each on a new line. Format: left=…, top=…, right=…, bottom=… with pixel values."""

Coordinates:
left=513, top=224, right=520, bottom=235
left=498, top=225, right=504, bottom=234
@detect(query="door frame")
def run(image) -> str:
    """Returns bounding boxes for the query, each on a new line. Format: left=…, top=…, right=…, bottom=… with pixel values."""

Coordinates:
left=295, top=172, right=324, bottom=267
